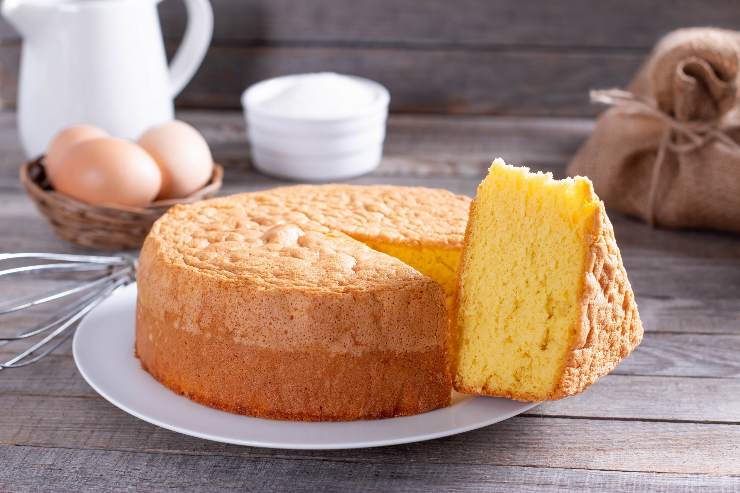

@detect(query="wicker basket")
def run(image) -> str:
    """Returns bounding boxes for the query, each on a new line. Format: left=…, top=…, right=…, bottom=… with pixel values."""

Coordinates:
left=20, top=157, right=223, bottom=250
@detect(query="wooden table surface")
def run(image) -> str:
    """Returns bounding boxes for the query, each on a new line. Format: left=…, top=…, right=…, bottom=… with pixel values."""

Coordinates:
left=0, top=111, right=738, bottom=492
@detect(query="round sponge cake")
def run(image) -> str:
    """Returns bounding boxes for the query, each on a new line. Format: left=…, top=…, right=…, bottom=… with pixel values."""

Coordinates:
left=135, top=185, right=471, bottom=421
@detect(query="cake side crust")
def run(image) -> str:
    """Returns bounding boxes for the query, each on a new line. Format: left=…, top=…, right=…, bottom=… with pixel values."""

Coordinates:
left=136, top=299, right=452, bottom=421
left=135, top=343, right=451, bottom=422
left=552, top=203, right=644, bottom=398
left=136, top=228, right=453, bottom=421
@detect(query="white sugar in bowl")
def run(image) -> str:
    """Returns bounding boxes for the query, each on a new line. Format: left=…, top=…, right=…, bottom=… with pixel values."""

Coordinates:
left=241, top=73, right=390, bottom=181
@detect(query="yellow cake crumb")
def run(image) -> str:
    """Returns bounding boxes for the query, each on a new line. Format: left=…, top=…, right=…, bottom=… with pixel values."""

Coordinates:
left=360, top=239, right=461, bottom=306
left=452, top=159, right=643, bottom=401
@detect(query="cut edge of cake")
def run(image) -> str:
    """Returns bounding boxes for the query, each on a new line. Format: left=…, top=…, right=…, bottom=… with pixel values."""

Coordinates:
left=451, top=159, right=644, bottom=401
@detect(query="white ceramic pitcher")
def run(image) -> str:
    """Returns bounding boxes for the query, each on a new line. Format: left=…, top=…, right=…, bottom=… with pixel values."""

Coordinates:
left=2, top=0, right=213, bottom=157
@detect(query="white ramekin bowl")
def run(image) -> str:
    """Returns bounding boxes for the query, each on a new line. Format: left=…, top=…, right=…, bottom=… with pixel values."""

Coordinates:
left=250, top=145, right=383, bottom=182
left=247, top=124, right=386, bottom=156
left=242, top=74, right=390, bottom=181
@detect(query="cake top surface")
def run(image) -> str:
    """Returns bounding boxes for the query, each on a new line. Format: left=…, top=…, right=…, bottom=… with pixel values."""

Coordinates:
left=145, top=184, right=471, bottom=291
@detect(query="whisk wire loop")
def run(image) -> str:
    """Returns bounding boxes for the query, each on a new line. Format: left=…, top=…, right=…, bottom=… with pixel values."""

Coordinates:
left=0, top=267, right=132, bottom=316
left=0, top=252, right=136, bottom=370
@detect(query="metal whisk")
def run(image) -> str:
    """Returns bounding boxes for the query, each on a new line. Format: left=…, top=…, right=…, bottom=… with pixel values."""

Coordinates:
left=0, top=253, right=136, bottom=370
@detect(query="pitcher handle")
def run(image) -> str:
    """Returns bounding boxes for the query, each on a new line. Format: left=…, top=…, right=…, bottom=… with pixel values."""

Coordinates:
left=168, top=0, right=213, bottom=97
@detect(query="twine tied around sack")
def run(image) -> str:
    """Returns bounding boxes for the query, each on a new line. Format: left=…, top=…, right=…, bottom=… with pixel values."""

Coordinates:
left=590, top=88, right=740, bottom=225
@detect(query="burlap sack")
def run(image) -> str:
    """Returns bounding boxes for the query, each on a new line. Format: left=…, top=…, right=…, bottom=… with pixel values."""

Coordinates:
left=568, top=28, right=740, bottom=233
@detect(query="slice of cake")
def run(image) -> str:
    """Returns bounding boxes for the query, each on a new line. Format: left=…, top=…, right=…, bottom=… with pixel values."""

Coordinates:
left=452, top=159, right=643, bottom=401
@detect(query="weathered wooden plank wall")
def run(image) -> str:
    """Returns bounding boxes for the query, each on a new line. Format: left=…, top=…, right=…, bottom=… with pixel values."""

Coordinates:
left=0, top=0, right=739, bottom=115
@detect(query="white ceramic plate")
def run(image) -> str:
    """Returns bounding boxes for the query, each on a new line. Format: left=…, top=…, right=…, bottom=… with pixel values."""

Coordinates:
left=73, top=284, right=536, bottom=450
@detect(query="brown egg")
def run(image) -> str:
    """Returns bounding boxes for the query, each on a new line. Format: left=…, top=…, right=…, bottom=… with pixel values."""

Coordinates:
left=45, top=125, right=109, bottom=183
left=137, top=120, right=214, bottom=200
left=52, top=138, right=162, bottom=208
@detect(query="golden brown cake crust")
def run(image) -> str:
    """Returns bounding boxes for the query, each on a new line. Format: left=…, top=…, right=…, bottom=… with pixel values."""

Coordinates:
left=452, top=198, right=643, bottom=402
left=136, top=185, right=470, bottom=421
left=552, top=203, right=643, bottom=399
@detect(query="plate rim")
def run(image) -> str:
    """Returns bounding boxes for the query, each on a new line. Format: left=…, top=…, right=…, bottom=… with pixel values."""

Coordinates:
left=73, top=283, right=537, bottom=450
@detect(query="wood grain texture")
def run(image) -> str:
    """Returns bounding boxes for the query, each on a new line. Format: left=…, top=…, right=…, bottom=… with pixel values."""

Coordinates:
left=2, top=394, right=739, bottom=475
left=637, top=296, right=740, bottom=335
left=175, top=45, right=641, bottom=115
left=3, top=445, right=740, bottom=493
left=2, top=1, right=739, bottom=117
left=0, top=43, right=641, bottom=115
left=612, top=333, right=740, bottom=378
left=2, top=0, right=740, bottom=49
left=157, top=0, right=740, bottom=49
